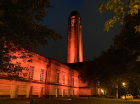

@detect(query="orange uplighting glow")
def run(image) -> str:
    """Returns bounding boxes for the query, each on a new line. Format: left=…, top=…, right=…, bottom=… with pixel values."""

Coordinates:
left=70, top=16, right=75, bottom=63
left=79, top=25, right=83, bottom=62
left=67, top=12, right=83, bottom=63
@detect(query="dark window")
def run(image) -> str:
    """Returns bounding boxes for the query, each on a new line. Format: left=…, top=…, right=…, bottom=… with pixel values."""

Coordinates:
left=68, top=76, right=69, bottom=85
left=56, top=73, right=59, bottom=83
left=29, top=66, right=34, bottom=80
left=62, top=75, right=65, bottom=84
left=72, top=78, right=74, bottom=86
left=40, top=69, right=44, bottom=81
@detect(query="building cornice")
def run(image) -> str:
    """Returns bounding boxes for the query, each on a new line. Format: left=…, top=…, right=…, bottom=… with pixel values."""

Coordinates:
left=0, top=76, right=79, bottom=88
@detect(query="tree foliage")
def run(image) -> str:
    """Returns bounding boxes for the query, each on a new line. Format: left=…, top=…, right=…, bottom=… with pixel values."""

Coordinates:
left=80, top=10, right=140, bottom=94
left=114, top=10, right=140, bottom=61
left=0, top=0, right=62, bottom=52
left=113, top=11, right=140, bottom=93
left=0, top=0, right=62, bottom=77
left=98, top=0, right=140, bottom=32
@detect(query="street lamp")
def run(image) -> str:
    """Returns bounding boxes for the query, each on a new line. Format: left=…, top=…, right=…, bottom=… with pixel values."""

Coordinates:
left=101, top=89, right=104, bottom=93
left=122, top=83, right=125, bottom=86
left=122, top=82, right=126, bottom=100
left=101, top=89, right=104, bottom=97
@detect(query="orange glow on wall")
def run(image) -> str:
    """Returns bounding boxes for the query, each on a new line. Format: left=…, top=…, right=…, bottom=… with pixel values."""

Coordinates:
left=0, top=49, right=84, bottom=98
left=79, top=25, right=83, bottom=62
left=70, top=16, right=75, bottom=63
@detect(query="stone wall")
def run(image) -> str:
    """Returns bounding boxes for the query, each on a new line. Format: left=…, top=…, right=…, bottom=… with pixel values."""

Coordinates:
left=0, top=51, right=92, bottom=98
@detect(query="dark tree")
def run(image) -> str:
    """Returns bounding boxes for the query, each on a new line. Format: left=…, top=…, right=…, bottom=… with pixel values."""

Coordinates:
left=0, top=0, right=62, bottom=77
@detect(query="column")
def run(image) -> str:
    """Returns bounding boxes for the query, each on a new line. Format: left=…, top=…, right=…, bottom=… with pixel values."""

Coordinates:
left=10, top=84, right=18, bottom=98
left=26, top=86, right=31, bottom=98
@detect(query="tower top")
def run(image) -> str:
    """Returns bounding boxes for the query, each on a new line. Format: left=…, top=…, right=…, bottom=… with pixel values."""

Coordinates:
left=70, top=11, right=80, bottom=17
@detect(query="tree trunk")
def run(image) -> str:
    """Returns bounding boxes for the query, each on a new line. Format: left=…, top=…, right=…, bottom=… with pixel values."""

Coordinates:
left=115, top=85, right=118, bottom=99
left=136, top=87, right=138, bottom=98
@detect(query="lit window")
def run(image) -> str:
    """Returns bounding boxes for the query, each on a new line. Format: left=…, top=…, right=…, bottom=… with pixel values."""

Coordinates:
left=62, top=74, right=65, bottom=84
left=40, top=69, right=44, bottom=81
left=56, top=73, right=59, bottom=83
left=29, top=66, right=34, bottom=80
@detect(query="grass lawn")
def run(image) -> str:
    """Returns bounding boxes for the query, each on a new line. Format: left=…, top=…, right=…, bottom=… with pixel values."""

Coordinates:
left=0, top=97, right=140, bottom=104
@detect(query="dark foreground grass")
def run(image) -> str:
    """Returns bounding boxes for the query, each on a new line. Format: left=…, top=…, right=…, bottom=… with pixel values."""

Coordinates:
left=0, top=97, right=140, bottom=104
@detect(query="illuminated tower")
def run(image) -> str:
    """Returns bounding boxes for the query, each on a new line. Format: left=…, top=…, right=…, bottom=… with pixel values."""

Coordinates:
left=67, top=11, right=83, bottom=63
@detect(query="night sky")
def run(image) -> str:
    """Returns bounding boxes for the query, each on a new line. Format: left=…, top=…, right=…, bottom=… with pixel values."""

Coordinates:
left=39, top=0, right=122, bottom=63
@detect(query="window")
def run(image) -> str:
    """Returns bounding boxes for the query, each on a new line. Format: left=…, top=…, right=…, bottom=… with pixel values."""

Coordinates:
left=56, top=89, right=59, bottom=97
left=68, top=76, right=69, bottom=85
left=67, top=89, right=70, bottom=96
left=56, top=73, right=59, bottom=83
left=29, top=66, right=34, bottom=80
left=40, top=69, right=44, bottom=81
left=72, top=78, right=74, bottom=86
left=76, top=78, right=77, bottom=86
left=72, top=90, right=74, bottom=96
left=62, top=74, right=65, bottom=84
left=62, top=89, right=65, bottom=97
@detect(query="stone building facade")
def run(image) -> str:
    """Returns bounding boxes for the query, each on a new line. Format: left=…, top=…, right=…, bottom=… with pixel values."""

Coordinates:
left=0, top=11, right=96, bottom=98
left=0, top=51, right=92, bottom=98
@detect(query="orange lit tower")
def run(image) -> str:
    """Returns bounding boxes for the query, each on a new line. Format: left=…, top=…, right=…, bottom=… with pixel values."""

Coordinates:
left=67, top=11, right=83, bottom=63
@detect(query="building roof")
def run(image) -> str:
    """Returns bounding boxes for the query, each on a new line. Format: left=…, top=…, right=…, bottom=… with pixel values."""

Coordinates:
left=65, top=62, right=87, bottom=70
